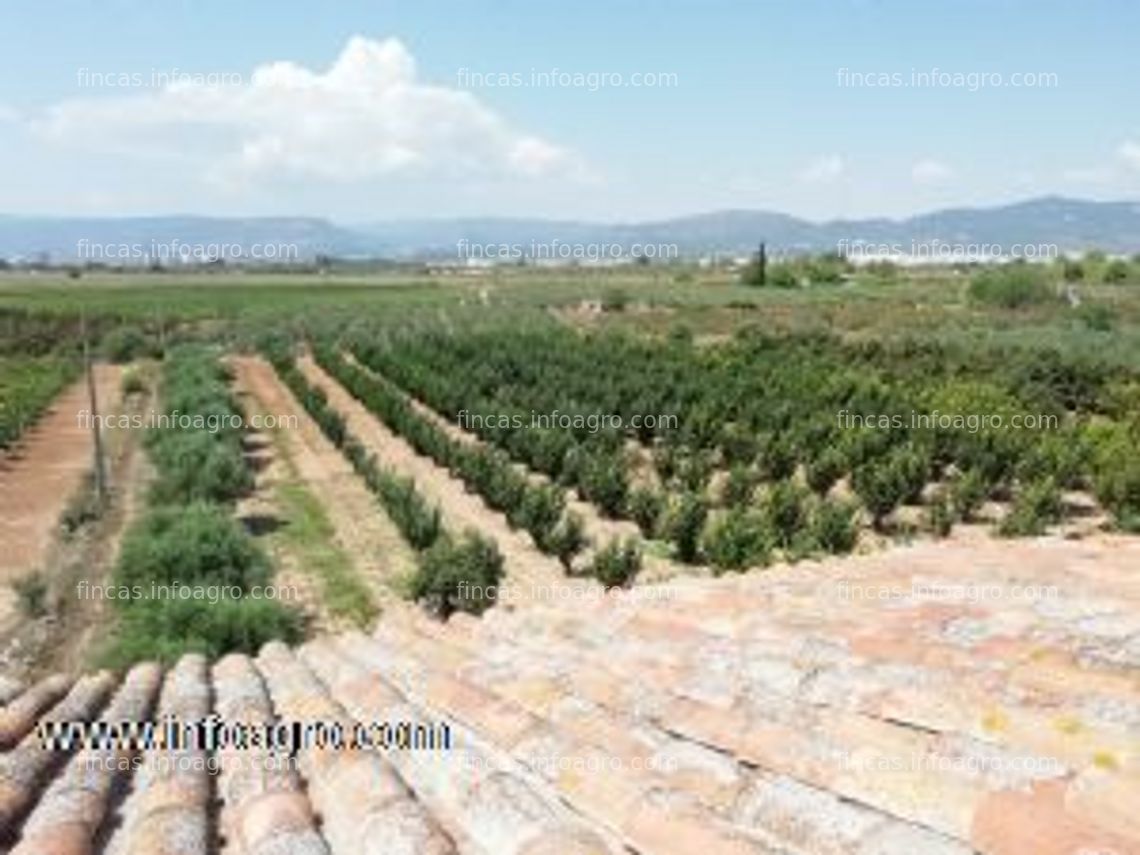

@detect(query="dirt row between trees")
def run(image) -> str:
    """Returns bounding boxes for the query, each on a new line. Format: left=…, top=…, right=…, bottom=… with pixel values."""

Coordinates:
left=298, top=354, right=570, bottom=600
left=233, top=374, right=341, bottom=635
left=340, top=350, right=700, bottom=582
left=0, top=365, right=123, bottom=587
left=1, top=365, right=153, bottom=680
left=230, top=356, right=418, bottom=626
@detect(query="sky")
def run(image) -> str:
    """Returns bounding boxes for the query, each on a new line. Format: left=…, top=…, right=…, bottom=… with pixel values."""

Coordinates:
left=0, top=0, right=1137, bottom=223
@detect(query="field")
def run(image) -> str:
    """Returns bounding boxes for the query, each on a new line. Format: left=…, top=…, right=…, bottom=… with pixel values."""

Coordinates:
left=2, top=264, right=1140, bottom=594
left=0, top=357, right=77, bottom=451
left=1, top=263, right=1138, bottom=852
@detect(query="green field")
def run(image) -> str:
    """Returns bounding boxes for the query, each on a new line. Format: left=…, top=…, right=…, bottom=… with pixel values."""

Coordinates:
left=3, top=261, right=1139, bottom=660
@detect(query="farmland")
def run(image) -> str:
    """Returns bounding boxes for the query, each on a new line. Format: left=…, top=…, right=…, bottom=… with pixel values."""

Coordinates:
left=1, top=264, right=1138, bottom=853
left=2, top=263, right=1138, bottom=637
left=0, top=357, right=76, bottom=451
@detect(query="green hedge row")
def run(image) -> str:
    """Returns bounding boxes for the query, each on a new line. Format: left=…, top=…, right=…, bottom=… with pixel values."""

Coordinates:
left=263, top=343, right=507, bottom=616
left=355, top=324, right=1140, bottom=538
left=103, top=347, right=301, bottom=666
left=144, top=349, right=252, bottom=504
left=309, top=344, right=595, bottom=576
left=0, top=357, right=77, bottom=450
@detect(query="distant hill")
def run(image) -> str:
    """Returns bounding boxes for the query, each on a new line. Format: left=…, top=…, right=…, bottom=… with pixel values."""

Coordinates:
left=357, top=198, right=1140, bottom=258
left=0, top=216, right=371, bottom=264
left=3, top=197, right=1139, bottom=263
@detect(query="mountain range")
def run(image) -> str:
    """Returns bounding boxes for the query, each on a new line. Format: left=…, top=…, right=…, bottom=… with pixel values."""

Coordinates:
left=2, top=197, right=1138, bottom=263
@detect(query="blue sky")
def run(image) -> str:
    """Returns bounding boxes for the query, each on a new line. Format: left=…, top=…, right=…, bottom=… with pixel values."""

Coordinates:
left=1, top=0, right=1137, bottom=221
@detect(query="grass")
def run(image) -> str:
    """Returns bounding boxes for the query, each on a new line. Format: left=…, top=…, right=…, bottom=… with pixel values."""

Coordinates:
left=13, top=572, right=49, bottom=618
left=271, top=477, right=378, bottom=627
left=3, top=266, right=1138, bottom=368
left=250, top=386, right=380, bottom=628
left=6, top=267, right=1140, bottom=569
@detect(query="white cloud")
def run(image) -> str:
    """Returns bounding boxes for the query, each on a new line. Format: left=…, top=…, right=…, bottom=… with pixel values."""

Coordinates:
left=1117, top=140, right=1140, bottom=171
left=30, top=36, right=585, bottom=184
left=911, top=158, right=952, bottom=185
left=0, top=104, right=20, bottom=124
left=798, top=154, right=844, bottom=184
left=1061, top=141, right=1140, bottom=185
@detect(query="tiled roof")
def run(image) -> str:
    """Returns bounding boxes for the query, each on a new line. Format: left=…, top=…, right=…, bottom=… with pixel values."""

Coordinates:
left=1, top=537, right=1138, bottom=854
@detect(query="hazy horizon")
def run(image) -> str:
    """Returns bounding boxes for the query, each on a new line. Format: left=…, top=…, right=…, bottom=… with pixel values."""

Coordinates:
left=2, top=194, right=1138, bottom=229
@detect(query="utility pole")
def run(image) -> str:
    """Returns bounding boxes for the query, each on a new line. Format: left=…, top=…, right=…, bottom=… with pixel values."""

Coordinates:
left=155, top=307, right=166, bottom=355
left=81, top=309, right=108, bottom=502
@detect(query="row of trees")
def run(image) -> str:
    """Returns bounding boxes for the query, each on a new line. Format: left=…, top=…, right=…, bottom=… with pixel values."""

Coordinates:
left=309, top=344, right=601, bottom=575
left=741, top=250, right=851, bottom=288
left=144, top=351, right=251, bottom=504
left=739, top=251, right=1140, bottom=291
left=105, top=347, right=302, bottom=665
left=0, top=357, right=76, bottom=450
left=354, top=322, right=1140, bottom=546
left=263, top=342, right=508, bottom=616
left=1058, top=253, right=1140, bottom=285
left=352, top=331, right=873, bottom=566
left=704, top=484, right=859, bottom=571
left=266, top=342, right=442, bottom=550
left=351, top=332, right=647, bottom=522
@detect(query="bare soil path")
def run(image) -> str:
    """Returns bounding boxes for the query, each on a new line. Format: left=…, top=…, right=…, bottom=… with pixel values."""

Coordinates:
left=1, top=366, right=150, bottom=680
left=233, top=390, right=336, bottom=635
left=0, top=365, right=123, bottom=586
left=299, top=354, right=568, bottom=600
left=231, top=356, right=417, bottom=619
